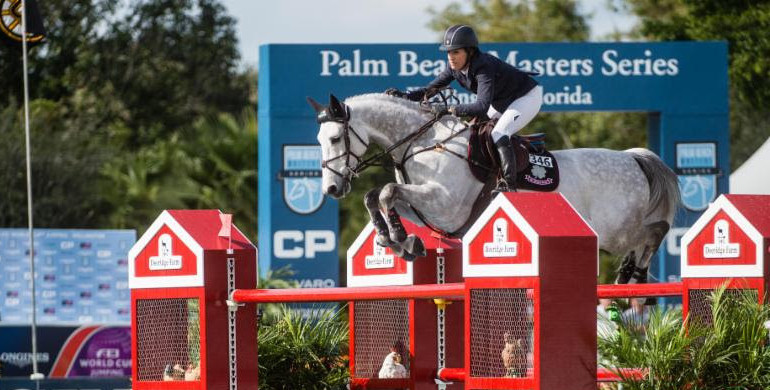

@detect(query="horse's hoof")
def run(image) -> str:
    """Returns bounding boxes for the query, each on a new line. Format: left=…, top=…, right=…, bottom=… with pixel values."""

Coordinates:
left=375, top=234, right=394, bottom=248
left=402, top=235, right=427, bottom=259
left=390, top=244, right=405, bottom=258
left=402, top=252, right=416, bottom=262
left=615, top=258, right=636, bottom=284
left=411, top=237, right=426, bottom=257
left=389, top=227, right=407, bottom=243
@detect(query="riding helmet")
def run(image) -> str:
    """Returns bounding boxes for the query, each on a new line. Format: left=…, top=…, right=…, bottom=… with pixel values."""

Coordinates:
left=439, top=25, right=479, bottom=51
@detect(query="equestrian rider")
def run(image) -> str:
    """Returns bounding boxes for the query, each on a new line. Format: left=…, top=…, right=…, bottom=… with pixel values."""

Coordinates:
left=387, top=25, right=543, bottom=192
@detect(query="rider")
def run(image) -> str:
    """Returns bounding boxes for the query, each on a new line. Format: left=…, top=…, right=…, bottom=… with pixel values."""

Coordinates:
left=387, top=25, right=543, bottom=192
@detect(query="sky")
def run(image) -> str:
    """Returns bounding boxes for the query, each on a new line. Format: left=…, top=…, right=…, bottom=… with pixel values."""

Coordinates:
left=221, top=0, right=638, bottom=69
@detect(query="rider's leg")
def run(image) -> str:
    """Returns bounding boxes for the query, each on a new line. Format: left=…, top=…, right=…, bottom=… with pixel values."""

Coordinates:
left=493, top=135, right=517, bottom=192
left=490, top=86, right=544, bottom=192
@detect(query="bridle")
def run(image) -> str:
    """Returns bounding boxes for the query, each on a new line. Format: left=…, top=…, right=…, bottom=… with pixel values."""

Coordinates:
left=318, top=92, right=465, bottom=189
left=317, top=104, right=369, bottom=186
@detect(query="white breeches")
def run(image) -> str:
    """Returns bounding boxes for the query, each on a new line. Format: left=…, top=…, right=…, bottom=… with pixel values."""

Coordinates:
left=488, top=85, right=543, bottom=142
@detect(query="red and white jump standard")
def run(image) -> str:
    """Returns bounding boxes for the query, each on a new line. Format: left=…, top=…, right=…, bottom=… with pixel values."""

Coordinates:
left=459, top=192, right=598, bottom=390
left=346, top=220, right=465, bottom=390
left=128, top=210, right=258, bottom=390
left=680, top=194, right=770, bottom=321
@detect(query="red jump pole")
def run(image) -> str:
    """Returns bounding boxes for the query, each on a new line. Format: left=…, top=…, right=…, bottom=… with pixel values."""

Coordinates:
left=230, top=282, right=466, bottom=303
left=597, top=368, right=646, bottom=382
left=597, top=282, right=683, bottom=299
left=437, top=367, right=465, bottom=382
left=436, top=367, right=645, bottom=383
left=348, top=378, right=412, bottom=389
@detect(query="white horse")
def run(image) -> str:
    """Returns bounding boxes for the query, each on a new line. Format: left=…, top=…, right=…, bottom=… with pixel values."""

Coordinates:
left=308, top=93, right=680, bottom=284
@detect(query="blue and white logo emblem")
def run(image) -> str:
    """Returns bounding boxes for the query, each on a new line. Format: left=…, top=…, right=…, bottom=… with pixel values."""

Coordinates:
left=676, top=143, right=718, bottom=211
left=282, top=145, right=324, bottom=214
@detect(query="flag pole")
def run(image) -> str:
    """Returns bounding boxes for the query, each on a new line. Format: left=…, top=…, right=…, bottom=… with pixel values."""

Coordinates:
left=21, top=0, right=44, bottom=382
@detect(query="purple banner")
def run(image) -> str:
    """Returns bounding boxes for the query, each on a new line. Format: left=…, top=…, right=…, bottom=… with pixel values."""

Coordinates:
left=67, top=327, right=132, bottom=378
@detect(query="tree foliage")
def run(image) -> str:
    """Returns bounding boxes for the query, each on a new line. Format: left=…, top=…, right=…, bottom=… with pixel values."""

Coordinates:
left=0, top=100, right=114, bottom=227
left=100, top=109, right=258, bottom=239
left=428, top=0, right=591, bottom=42
left=618, top=0, right=770, bottom=169
left=0, top=0, right=256, bottom=237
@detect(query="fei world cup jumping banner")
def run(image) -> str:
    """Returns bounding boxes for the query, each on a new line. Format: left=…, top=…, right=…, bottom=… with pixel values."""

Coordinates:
left=258, top=42, right=728, bottom=287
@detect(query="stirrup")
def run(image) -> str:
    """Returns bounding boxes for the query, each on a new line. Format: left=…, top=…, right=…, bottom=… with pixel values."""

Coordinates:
left=492, top=180, right=515, bottom=194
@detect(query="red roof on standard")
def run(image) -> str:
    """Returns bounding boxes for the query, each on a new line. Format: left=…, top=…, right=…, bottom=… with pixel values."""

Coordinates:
left=501, top=192, right=596, bottom=238
left=723, top=194, right=770, bottom=237
left=166, top=209, right=255, bottom=251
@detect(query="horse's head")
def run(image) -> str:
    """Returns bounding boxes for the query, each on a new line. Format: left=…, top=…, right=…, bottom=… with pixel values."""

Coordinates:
left=308, top=94, right=370, bottom=199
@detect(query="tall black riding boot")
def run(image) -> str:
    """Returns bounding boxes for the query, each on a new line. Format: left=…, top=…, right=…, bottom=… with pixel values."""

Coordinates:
left=494, top=136, right=517, bottom=193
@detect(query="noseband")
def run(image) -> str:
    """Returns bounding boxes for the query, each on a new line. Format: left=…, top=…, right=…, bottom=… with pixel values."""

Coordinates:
left=317, top=103, right=369, bottom=185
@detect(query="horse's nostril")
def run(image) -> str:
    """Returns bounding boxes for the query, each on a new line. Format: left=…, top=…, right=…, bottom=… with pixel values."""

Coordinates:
left=327, top=184, right=337, bottom=195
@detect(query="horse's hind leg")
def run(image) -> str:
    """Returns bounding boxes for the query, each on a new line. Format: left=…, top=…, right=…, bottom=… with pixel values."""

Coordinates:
left=616, top=220, right=670, bottom=305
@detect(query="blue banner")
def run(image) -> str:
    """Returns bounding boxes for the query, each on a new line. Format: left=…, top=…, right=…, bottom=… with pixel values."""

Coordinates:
left=0, top=229, right=135, bottom=325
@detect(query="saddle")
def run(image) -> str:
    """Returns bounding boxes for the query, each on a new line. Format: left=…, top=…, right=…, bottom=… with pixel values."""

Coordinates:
left=467, top=119, right=559, bottom=192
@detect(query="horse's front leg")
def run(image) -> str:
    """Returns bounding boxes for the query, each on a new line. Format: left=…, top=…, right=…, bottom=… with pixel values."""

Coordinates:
left=364, top=188, right=392, bottom=247
left=379, top=183, right=433, bottom=258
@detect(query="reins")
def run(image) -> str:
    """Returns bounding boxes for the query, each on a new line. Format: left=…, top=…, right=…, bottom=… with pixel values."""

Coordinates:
left=353, top=115, right=443, bottom=175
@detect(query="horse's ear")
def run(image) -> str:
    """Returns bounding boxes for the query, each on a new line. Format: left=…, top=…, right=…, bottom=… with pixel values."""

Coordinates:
left=306, top=96, right=325, bottom=113
left=329, top=94, right=342, bottom=110
left=328, top=94, right=346, bottom=118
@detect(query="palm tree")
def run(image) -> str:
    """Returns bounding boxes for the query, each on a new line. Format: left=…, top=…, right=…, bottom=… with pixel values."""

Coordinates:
left=180, top=109, right=258, bottom=242
left=257, top=304, right=349, bottom=390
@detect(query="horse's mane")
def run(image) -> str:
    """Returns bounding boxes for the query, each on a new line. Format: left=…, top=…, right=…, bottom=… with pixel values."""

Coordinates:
left=345, top=93, right=424, bottom=115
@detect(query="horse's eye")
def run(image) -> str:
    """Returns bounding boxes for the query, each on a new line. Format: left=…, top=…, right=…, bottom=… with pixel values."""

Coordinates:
left=330, top=136, right=342, bottom=144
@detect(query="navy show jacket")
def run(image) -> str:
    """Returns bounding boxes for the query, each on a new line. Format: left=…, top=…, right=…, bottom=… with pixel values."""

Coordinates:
left=408, top=52, right=539, bottom=117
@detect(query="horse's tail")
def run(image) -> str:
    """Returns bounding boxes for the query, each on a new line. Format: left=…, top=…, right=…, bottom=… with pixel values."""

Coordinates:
left=627, top=148, right=680, bottom=223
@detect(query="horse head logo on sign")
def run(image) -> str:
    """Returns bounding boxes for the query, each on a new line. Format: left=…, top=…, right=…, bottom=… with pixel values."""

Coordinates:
left=485, top=218, right=518, bottom=258
left=704, top=219, right=740, bottom=258
left=676, top=143, right=718, bottom=211
left=282, top=145, right=325, bottom=214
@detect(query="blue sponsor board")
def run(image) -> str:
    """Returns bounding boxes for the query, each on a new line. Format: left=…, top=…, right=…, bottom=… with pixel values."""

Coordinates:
left=0, top=229, right=135, bottom=325
left=258, top=42, right=729, bottom=287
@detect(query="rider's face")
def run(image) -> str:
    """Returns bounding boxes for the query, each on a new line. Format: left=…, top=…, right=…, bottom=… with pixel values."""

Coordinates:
left=447, top=49, right=468, bottom=71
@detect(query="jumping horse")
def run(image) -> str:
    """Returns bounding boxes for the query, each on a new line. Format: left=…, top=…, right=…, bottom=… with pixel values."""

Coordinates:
left=308, top=93, right=680, bottom=284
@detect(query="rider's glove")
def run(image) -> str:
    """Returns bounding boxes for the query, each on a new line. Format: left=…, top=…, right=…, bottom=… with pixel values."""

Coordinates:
left=431, top=105, right=451, bottom=117
left=384, top=88, right=407, bottom=98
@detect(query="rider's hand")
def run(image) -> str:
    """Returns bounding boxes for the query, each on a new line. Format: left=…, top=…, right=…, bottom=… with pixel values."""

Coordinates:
left=385, top=88, right=407, bottom=98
